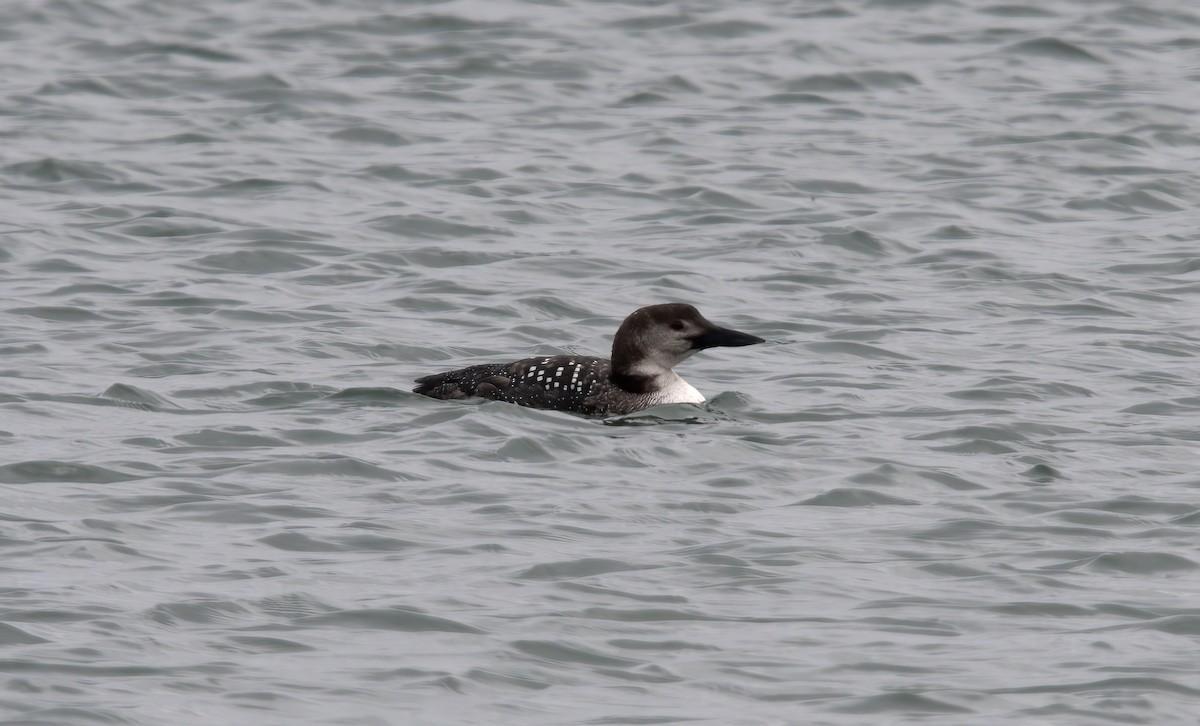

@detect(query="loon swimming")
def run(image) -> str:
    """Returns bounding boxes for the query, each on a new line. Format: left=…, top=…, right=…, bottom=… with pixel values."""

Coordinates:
left=413, top=303, right=764, bottom=416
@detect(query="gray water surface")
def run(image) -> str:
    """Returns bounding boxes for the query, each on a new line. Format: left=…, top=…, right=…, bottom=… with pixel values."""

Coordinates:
left=3, top=0, right=1200, bottom=724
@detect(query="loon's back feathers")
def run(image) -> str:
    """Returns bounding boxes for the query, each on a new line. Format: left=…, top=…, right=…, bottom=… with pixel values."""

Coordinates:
left=413, top=356, right=612, bottom=414
left=413, top=303, right=763, bottom=416
left=412, top=362, right=516, bottom=400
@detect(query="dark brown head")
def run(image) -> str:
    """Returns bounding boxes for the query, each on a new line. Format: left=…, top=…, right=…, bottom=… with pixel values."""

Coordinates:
left=609, top=303, right=764, bottom=377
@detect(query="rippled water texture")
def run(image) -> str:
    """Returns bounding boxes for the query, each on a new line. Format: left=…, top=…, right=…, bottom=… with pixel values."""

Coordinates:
left=3, top=0, right=1200, bottom=723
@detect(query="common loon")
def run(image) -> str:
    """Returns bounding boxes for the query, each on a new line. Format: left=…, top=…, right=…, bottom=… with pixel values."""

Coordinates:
left=412, top=303, right=764, bottom=416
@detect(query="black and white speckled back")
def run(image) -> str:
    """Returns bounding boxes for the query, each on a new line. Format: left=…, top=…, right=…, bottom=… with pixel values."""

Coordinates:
left=413, top=355, right=635, bottom=415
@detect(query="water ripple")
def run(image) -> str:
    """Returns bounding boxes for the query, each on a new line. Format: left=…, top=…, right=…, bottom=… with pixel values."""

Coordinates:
left=2, top=0, right=1199, bottom=723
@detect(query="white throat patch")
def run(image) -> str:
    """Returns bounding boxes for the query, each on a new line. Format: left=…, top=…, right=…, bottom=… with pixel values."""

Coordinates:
left=647, top=371, right=705, bottom=405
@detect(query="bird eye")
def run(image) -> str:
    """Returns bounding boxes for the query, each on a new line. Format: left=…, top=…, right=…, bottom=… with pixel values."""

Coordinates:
left=669, top=320, right=685, bottom=331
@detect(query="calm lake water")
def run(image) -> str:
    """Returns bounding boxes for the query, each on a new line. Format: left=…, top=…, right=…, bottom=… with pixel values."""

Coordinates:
left=3, top=0, right=1200, bottom=724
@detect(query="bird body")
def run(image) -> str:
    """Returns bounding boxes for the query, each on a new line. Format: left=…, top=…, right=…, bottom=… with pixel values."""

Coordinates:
left=413, top=304, right=763, bottom=416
